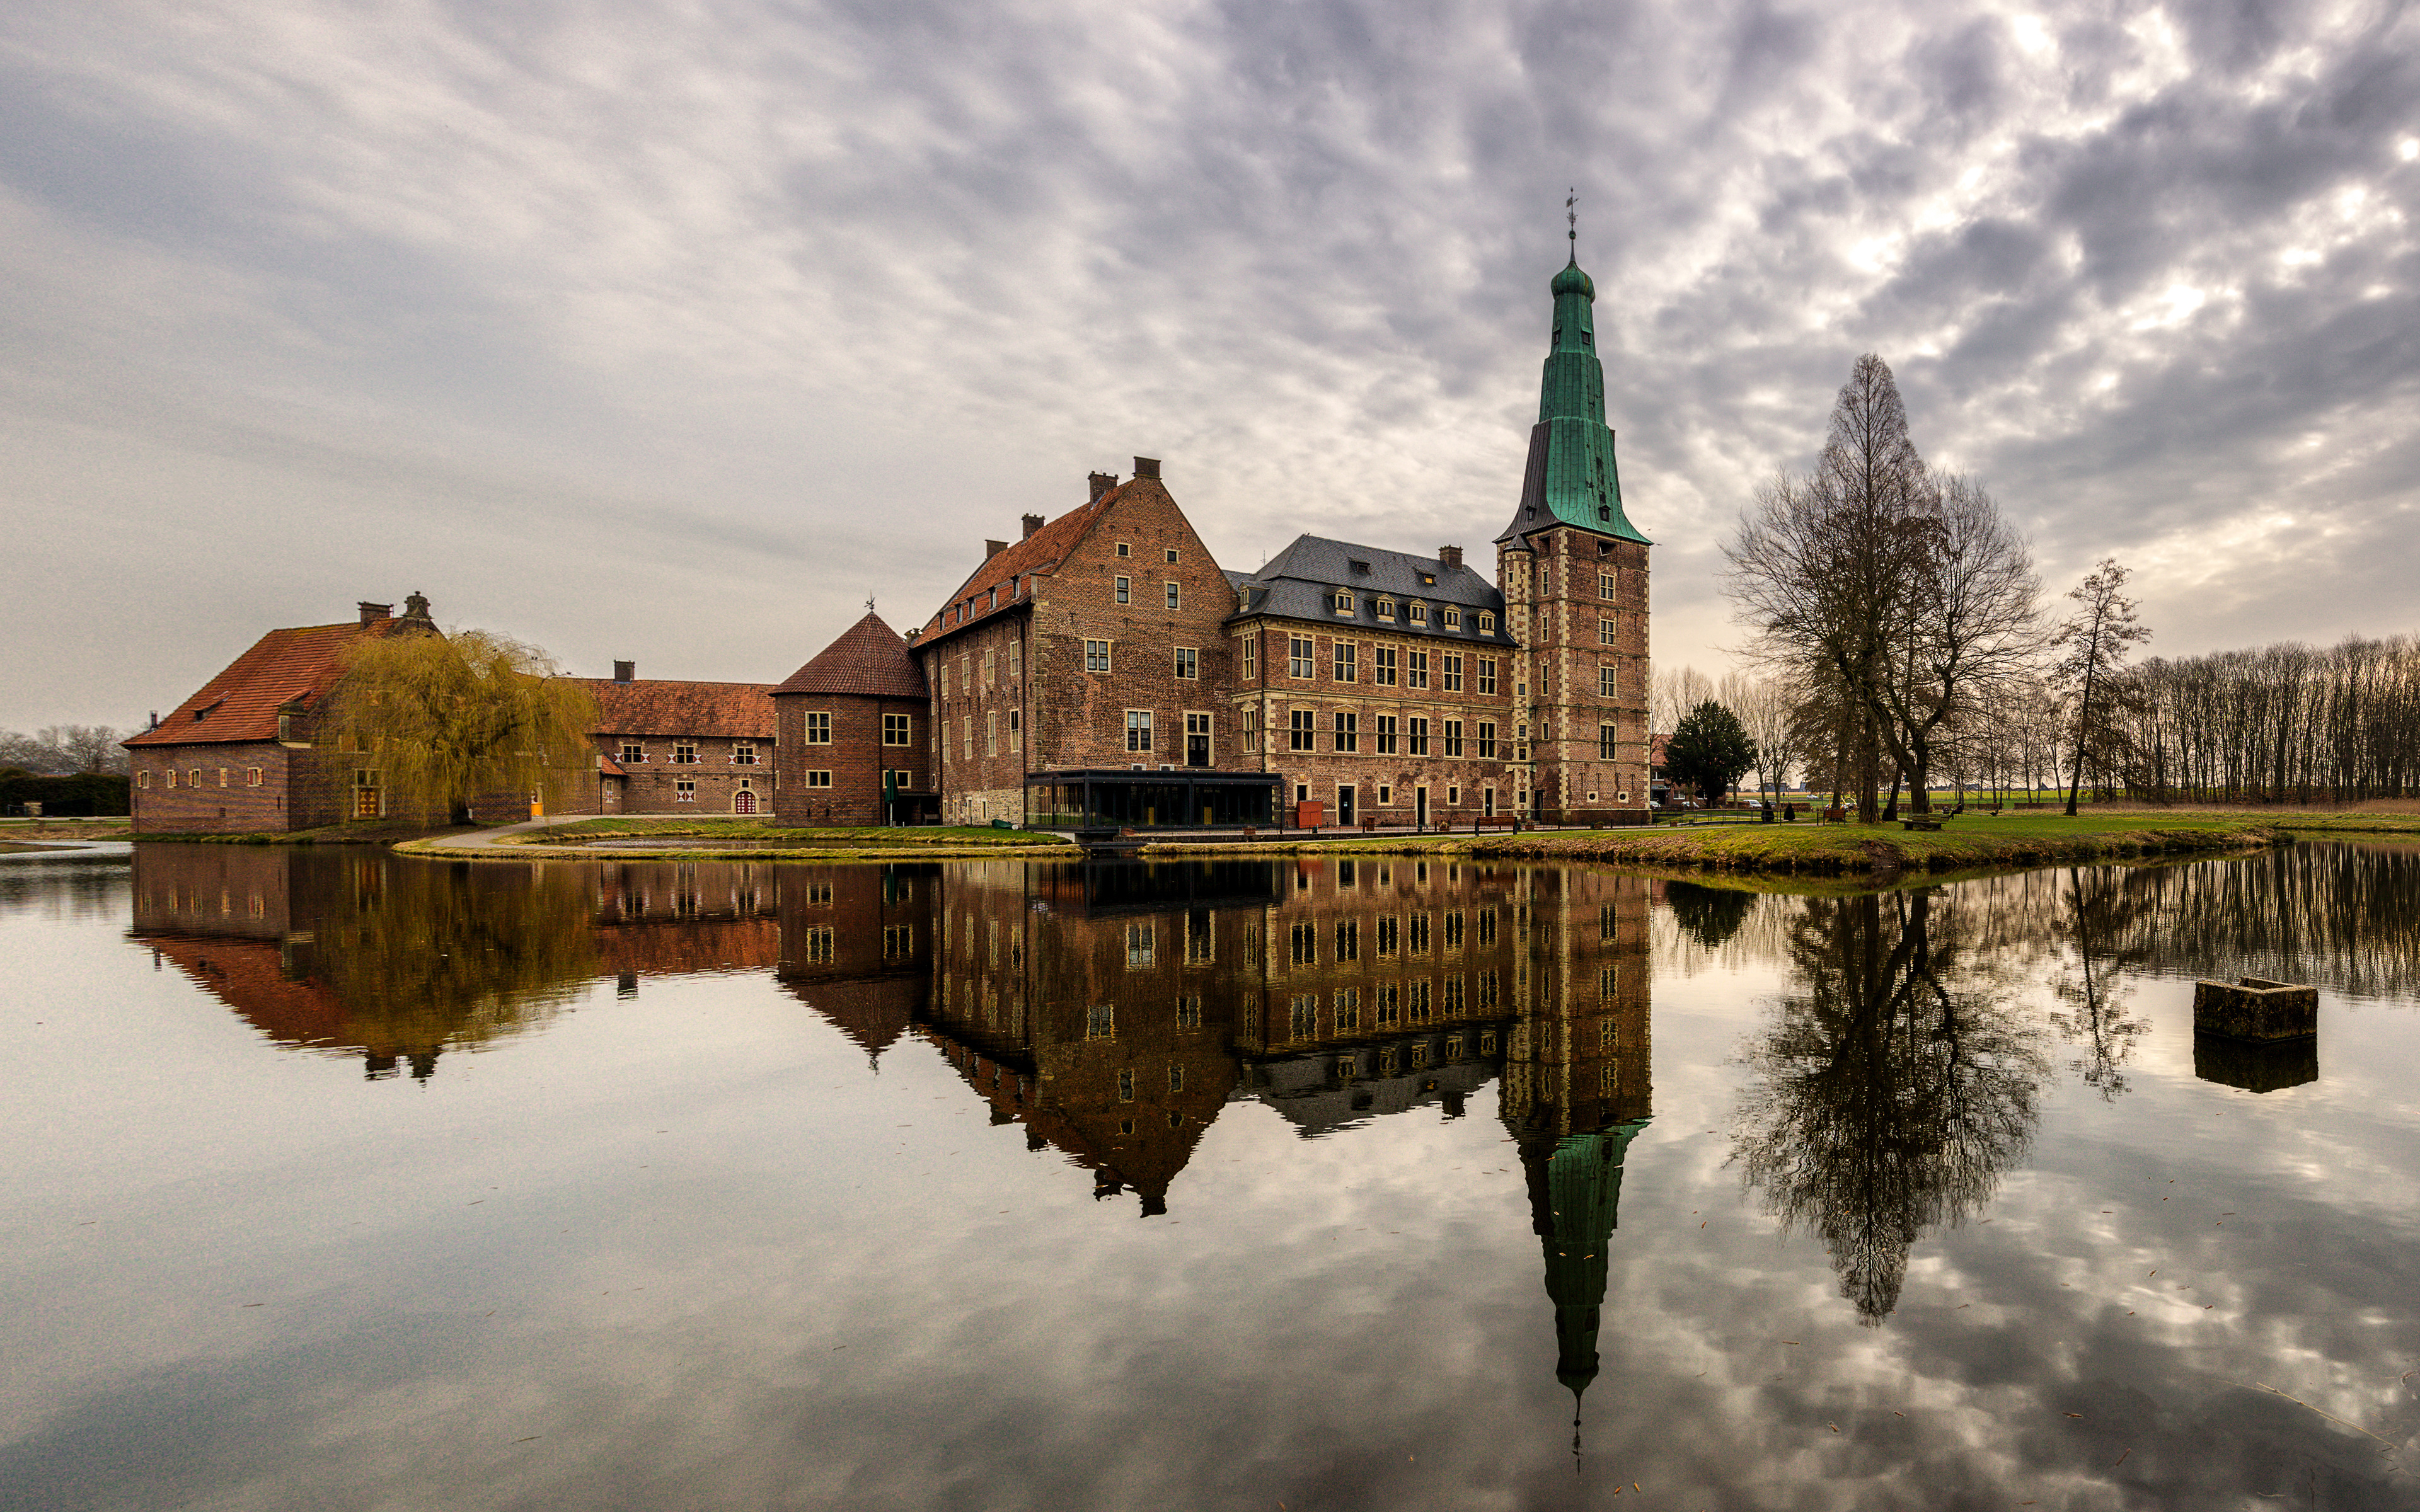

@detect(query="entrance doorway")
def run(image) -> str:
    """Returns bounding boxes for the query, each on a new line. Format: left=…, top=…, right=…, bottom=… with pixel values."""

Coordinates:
left=1185, top=713, right=1211, bottom=767
left=1415, top=786, right=1429, bottom=828
left=733, top=788, right=758, bottom=815
left=1337, top=786, right=1356, bottom=825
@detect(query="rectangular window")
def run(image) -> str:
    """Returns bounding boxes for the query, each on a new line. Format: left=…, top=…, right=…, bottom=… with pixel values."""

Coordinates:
left=1600, top=665, right=1618, bottom=697
left=1599, top=617, right=1618, bottom=645
left=1376, top=917, right=1398, bottom=956
left=1375, top=714, right=1398, bottom=754
left=1289, top=636, right=1315, bottom=678
left=1289, top=994, right=1318, bottom=1040
left=1333, top=641, right=1357, bottom=682
left=1410, top=914, right=1430, bottom=954
left=804, top=927, right=834, bottom=963
left=217, top=768, right=229, bottom=787
left=674, top=742, right=698, bottom=764
left=1374, top=646, right=1397, bottom=686
left=883, top=923, right=911, bottom=958
left=1335, top=919, right=1358, bottom=962
left=1114, top=576, right=1131, bottom=604
left=1126, top=922, right=1154, bottom=970
left=1289, top=920, right=1317, bottom=966
left=1088, top=1004, right=1115, bottom=1038
left=1443, top=654, right=1462, bottom=692
left=961, top=718, right=972, bottom=761
left=1478, top=612, right=1496, bottom=633
left=1408, top=979, right=1431, bottom=1022
left=1125, top=709, right=1153, bottom=753
left=1374, top=985, right=1400, bottom=1028
left=1444, top=910, right=1463, bottom=949
left=1478, top=907, right=1497, bottom=946
left=1086, top=639, right=1113, bottom=673
left=1408, top=603, right=1427, bottom=625
left=1243, top=707, right=1260, bottom=753
left=1185, top=711, right=1211, bottom=767
left=1477, top=721, right=1497, bottom=759
left=676, top=779, right=696, bottom=802
left=890, top=769, right=913, bottom=789
left=1332, top=712, right=1357, bottom=752
left=246, top=767, right=263, bottom=786
left=1165, top=581, right=1181, bottom=610
left=1241, top=638, right=1257, bottom=679
left=1447, top=785, right=1460, bottom=805
left=1407, top=650, right=1427, bottom=689
left=1289, top=709, right=1316, bottom=752
left=1173, top=646, right=1198, bottom=679
left=734, top=743, right=758, bottom=765
left=1376, top=784, right=1391, bottom=805
left=139, top=770, right=152, bottom=789
left=984, top=712, right=997, bottom=757
left=1376, top=598, right=1395, bottom=621
left=1332, top=590, right=1354, bottom=614
left=1599, top=571, right=1617, bottom=599
left=807, top=770, right=833, bottom=787
left=1177, top=996, right=1202, bottom=1028
left=1476, top=658, right=1497, bottom=695
left=1408, top=717, right=1429, bottom=755
left=1443, top=607, right=1461, bottom=629
left=1444, top=978, right=1465, bottom=1014
left=1599, top=724, right=1618, bottom=759
left=1443, top=719, right=1463, bottom=757
left=804, top=713, right=831, bottom=744
left=1335, top=988, right=1360, bottom=1032
left=882, top=713, right=910, bottom=745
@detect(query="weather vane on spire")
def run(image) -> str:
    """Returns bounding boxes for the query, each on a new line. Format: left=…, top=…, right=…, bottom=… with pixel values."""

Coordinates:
left=1567, top=187, right=1577, bottom=257
left=866, top=594, right=876, bottom=613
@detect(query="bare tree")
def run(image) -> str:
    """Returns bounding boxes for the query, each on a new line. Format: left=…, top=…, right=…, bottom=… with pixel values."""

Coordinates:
left=1723, top=670, right=1805, bottom=807
left=37, top=725, right=129, bottom=774
left=2051, top=559, right=2152, bottom=816
left=1652, top=664, right=1715, bottom=738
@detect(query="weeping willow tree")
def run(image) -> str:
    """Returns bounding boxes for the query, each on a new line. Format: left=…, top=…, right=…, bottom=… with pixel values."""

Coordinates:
left=326, top=629, right=598, bottom=822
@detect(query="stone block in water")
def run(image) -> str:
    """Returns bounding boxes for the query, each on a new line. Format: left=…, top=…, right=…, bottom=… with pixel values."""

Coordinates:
left=2193, top=1033, right=2319, bottom=1093
left=2192, top=976, right=2318, bottom=1041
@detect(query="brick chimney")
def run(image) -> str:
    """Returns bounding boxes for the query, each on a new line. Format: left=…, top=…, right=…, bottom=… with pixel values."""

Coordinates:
left=613, top=660, right=634, bottom=683
left=1088, top=472, right=1117, bottom=503
left=984, top=539, right=1008, bottom=558
left=1438, top=546, right=1463, bottom=568
left=358, top=601, right=393, bottom=627
left=1022, top=512, right=1044, bottom=539
left=1133, top=456, right=1161, bottom=479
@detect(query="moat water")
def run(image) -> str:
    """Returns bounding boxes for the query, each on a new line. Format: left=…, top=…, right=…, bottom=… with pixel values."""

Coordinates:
left=4, top=842, right=2418, bottom=1510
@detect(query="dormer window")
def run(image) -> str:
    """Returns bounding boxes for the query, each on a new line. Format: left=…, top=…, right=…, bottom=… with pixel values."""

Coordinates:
left=1407, top=603, right=1428, bottom=625
left=1375, top=598, right=1395, bottom=620
left=1349, top=559, right=1371, bottom=575
left=1443, top=607, right=1461, bottom=629
left=1332, top=591, right=1354, bottom=614
left=1478, top=612, right=1496, bottom=633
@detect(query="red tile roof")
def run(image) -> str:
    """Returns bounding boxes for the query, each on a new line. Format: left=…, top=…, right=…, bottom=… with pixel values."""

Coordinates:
left=915, top=489, right=1120, bottom=646
left=579, top=679, right=775, bottom=738
left=775, top=610, right=927, bottom=699
left=125, top=618, right=420, bottom=748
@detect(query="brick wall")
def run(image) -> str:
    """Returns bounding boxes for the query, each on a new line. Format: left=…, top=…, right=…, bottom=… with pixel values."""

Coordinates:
left=597, top=733, right=775, bottom=816
left=771, top=694, right=926, bottom=827
left=129, top=741, right=293, bottom=833
left=921, top=612, right=1031, bottom=825
left=1504, top=529, right=1652, bottom=825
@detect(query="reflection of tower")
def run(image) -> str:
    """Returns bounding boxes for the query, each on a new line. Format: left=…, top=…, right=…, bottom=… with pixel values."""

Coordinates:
left=1528, top=1119, right=1650, bottom=1401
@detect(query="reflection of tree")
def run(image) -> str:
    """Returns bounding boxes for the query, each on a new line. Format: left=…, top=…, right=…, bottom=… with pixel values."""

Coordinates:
left=2048, top=868, right=2152, bottom=1100
left=1734, top=890, right=2048, bottom=1324
left=1665, top=881, right=1754, bottom=951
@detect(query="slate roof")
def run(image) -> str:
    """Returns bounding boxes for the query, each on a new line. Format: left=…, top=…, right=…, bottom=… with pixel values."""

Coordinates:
left=916, top=488, right=1122, bottom=648
left=775, top=611, right=927, bottom=699
left=1228, top=535, right=1515, bottom=646
left=578, top=679, right=776, bottom=738
left=125, top=617, right=424, bottom=748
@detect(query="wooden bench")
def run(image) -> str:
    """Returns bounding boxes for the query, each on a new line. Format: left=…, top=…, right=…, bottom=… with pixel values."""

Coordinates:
left=1472, top=815, right=1520, bottom=833
left=1899, top=815, right=1946, bottom=832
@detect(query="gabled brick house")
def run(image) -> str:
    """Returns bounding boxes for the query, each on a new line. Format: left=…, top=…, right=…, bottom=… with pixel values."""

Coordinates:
left=577, top=663, right=777, bottom=815
left=123, top=596, right=442, bottom=833
left=770, top=611, right=933, bottom=827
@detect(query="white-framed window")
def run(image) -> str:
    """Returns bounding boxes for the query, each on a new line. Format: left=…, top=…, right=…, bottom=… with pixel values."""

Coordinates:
left=1599, top=571, right=1617, bottom=599
left=1599, top=724, right=1618, bottom=759
left=1165, top=546, right=1179, bottom=563
left=676, top=779, right=696, bottom=801
left=1477, top=722, right=1497, bottom=759
left=1114, top=576, right=1131, bottom=604
left=882, top=713, right=910, bottom=745
left=1243, top=707, right=1260, bottom=753
left=1086, top=639, right=1113, bottom=673
left=1126, top=709, right=1153, bottom=752
left=1088, top=1003, right=1116, bottom=1038
left=1376, top=715, right=1397, bottom=754
left=1407, top=650, right=1427, bottom=689
left=807, top=770, right=833, bottom=788
left=1126, top=922, right=1154, bottom=970
left=217, top=768, right=229, bottom=787
left=247, top=767, right=263, bottom=786
left=673, top=742, right=698, bottom=764
left=1374, top=646, right=1397, bottom=686
left=1115, top=541, right=1131, bottom=558
left=1409, top=718, right=1429, bottom=755
left=1289, top=709, right=1316, bottom=752
left=1476, top=658, right=1497, bottom=695
left=1447, top=784, right=1461, bottom=805
left=1377, top=783, right=1393, bottom=805
left=733, top=743, right=758, bottom=765
left=1289, top=636, right=1315, bottom=678
left=1600, top=617, right=1618, bottom=644
left=1173, top=646, right=1198, bottom=679
left=137, top=770, right=150, bottom=789
left=1332, top=712, right=1357, bottom=752
left=985, top=711, right=997, bottom=757
left=1443, top=653, right=1462, bottom=692
left=621, top=741, right=645, bottom=763
left=192, top=769, right=204, bottom=789
left=1240, top=637, right=1257, bottom=679
left=1008, top=709, right=1022, bottom=753
left=804, top=713, right=831, bottom=744
left=1165, top=581, right=1181, bottom=610
left=1334, top=641, right=1357, bottom=682
left=1443, top=719, right=1463, bottom=757
left=1600, top=665, right=1618, bottom=697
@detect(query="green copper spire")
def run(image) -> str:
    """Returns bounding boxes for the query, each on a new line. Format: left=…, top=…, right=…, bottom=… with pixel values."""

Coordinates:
left=1536, top=1118, right=1651, bottom=1399
left=1497, top=229, right=1651, bottom=546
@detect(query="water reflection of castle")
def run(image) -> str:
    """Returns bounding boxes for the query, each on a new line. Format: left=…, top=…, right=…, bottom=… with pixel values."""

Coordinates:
left=129, top=846, right=1654, bottom=1397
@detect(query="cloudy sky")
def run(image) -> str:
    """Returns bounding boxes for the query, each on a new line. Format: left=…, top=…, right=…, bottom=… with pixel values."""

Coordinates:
left=4, top=0, right=2416, bottom=730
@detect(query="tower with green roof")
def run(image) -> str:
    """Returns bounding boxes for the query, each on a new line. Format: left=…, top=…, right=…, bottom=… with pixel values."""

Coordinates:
left=1495, top=219, right=1653, bottom=825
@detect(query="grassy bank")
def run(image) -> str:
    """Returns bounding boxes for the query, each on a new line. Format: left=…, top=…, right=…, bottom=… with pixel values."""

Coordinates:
left=403, top=817, right=1078, bottom=862
left=1138, top=810, right=2414, bottom=876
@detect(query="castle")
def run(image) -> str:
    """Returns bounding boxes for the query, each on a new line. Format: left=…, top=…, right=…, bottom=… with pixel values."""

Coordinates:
left=125, top=253, right=1651, bottom=833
